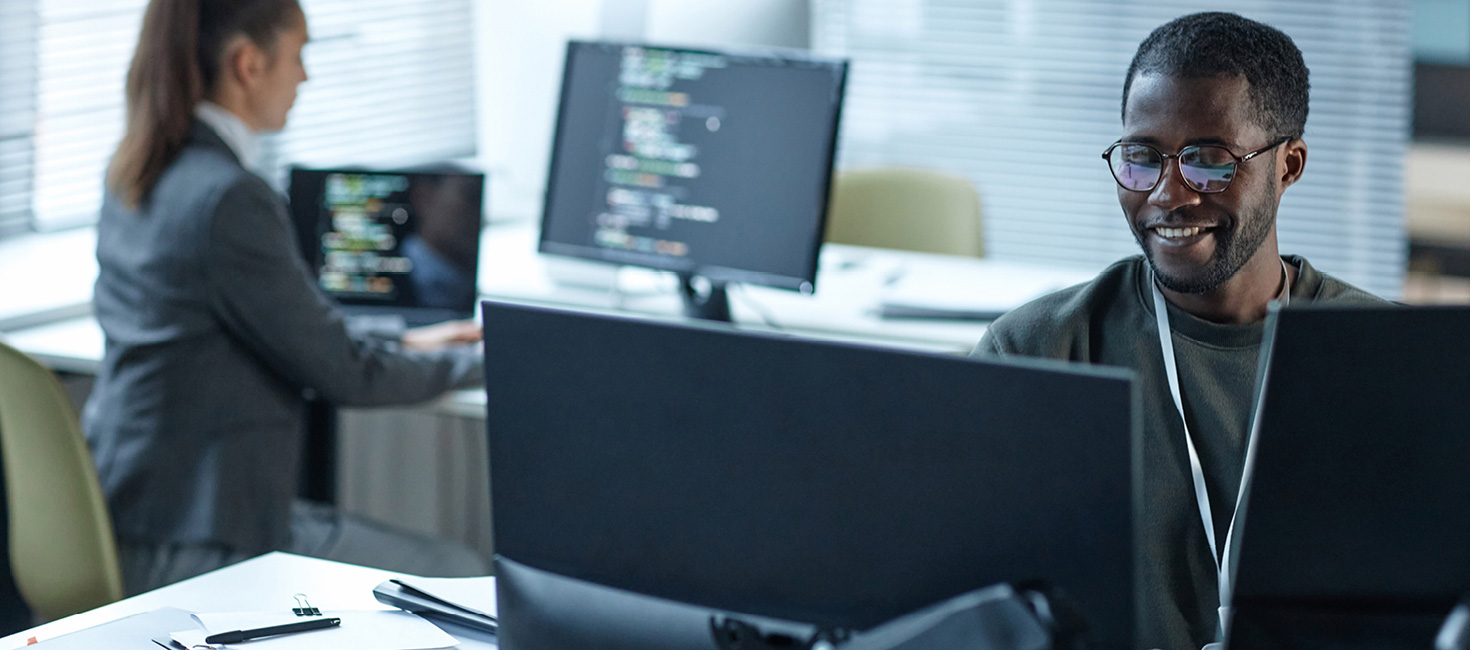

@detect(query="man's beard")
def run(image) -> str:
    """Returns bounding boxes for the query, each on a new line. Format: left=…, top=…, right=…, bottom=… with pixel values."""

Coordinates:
left=1141, top=197, right=1276, bottom=295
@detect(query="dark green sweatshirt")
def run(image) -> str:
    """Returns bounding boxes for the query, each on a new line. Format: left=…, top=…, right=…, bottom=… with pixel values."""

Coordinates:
left=972, top=255, right=1386, bottom=649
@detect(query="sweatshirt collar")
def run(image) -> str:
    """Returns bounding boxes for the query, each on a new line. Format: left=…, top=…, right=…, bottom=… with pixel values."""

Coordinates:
left=1136, top=255, right=1324, bottom=349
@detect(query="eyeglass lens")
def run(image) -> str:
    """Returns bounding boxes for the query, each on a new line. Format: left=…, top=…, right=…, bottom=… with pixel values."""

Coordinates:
left=1108, top=144, right=1236, bottom=193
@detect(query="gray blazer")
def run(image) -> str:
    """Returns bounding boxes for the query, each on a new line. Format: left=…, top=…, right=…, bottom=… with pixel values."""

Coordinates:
left=84, top=122, right=483, bottom=554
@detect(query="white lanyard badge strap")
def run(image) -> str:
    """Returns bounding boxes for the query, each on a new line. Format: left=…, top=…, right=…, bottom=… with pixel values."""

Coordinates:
left=1150, top=260, right=1288, bottom=648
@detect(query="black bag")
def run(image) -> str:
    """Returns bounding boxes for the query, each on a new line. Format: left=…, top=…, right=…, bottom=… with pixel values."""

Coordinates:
left=711, top=583, right=1088, bottom=650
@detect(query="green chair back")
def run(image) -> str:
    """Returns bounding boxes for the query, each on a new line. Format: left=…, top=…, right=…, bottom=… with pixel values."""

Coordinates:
left=0, top=341, right=122, bottom=621
left=825, top=168, right=984, bottom=257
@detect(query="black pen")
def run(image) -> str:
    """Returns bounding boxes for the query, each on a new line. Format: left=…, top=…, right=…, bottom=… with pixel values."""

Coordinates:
left=203, top=617, right=341, bottom=644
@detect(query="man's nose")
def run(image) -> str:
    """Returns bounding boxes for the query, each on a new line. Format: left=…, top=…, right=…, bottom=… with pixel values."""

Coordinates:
left=1148, top=159, right=1203, bottom=212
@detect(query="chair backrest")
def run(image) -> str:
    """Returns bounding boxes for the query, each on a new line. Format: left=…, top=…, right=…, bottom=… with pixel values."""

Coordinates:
left=0, top=340, right=122, bottom=621
left=824, top=168, right=984, bottom=257
left=0, top=402, right=32, bottom=636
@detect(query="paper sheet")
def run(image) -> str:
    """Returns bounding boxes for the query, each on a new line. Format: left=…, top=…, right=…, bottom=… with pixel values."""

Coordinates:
left=878, top=259, right=1094, bottom=319
left=170, top=610, right=456, bottom=650
left=27, top=607, right=200, bottom=649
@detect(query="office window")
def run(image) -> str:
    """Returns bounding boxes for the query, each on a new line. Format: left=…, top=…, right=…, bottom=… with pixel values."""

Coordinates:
left=30, top=0, right=146, bottom=232
left=1, top=0, right=476, bottom=234
left=812, top=0, right=1411, bottom=299
left=0, top=0, right=40, bottom=237
left=261, top=0, right=478, bottom=178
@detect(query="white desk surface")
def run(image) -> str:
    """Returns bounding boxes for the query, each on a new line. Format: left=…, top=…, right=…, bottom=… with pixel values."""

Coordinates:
left=0, top=316, right=103, bottom=376
left=0, top=552, right=497, bottom=649
left=473, top=220, right=1017, bottom=353
left=2, top=220, right=1096, bottom=413
left=0, top=228, right=96, bottom=332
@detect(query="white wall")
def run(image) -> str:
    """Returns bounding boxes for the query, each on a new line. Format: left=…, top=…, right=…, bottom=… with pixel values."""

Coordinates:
left=473, top=0, right=810, bottom=222
left=473, top=1, right=601, bottom=222
left=644, top=0, right=809, bottom=49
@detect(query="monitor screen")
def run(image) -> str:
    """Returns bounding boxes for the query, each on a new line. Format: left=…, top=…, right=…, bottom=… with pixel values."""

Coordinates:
left=288, top=167, right=485, bottom=318
left=482, top=300, right=1139, bottom=649
left=1226, top=305, right=1470, bottom=649
left=538, top=41, right=847, bottom=294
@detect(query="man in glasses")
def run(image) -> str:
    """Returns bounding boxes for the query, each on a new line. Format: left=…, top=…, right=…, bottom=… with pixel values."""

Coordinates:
left=973, top=12, right=1385, bottom=650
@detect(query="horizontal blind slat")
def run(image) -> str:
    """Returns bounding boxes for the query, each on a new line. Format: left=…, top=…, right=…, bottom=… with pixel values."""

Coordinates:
left=22, top=0, right=477, bottom=230
left=814, top=0, right=1410, bottom=298
left=0, top=0, right=38, bottom=236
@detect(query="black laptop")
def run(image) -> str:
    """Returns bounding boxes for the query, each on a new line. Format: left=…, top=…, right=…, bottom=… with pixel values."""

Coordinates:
left=289, top=166, right=486, bottom=328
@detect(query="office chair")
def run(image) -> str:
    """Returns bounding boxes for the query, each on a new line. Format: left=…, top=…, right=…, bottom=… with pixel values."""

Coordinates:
left=0, top=340, right=123, bottom=624
left=825, top=168, right=985, bottom=257
left=0, top=414, right=29, bottom=636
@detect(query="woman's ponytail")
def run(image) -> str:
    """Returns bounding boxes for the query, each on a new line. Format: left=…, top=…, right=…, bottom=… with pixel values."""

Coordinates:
left=108, top=0, right=202, bottom=208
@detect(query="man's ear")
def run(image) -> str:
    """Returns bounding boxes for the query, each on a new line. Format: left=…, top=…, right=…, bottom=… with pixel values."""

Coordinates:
left=1279, top=138, right=1307, bottom=190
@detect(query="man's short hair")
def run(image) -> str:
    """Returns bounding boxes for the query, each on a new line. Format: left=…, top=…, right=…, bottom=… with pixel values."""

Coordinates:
left=1122, top=12, right=1310, bottom=140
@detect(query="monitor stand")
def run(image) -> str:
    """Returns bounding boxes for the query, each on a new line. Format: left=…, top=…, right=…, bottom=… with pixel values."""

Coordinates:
left=678, top=273, right=732, bottom=322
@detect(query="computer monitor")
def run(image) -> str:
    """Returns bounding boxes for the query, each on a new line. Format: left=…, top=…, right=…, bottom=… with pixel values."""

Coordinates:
left=1225, top=305, right=1470, bottom=649
left=288, top=167, right=485, bottom=327
left=482, top=300, right=1140, bottom=649
left=538, top=41, right=848, bottom=321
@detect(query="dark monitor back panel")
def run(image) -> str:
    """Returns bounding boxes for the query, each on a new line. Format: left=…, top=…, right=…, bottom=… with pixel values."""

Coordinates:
left=1414, top=62, right=1470, bottom=141
left=1228, top=305, right=1470, bottom=648
left=288, top=167, right=485, bottom=315
left=539, top=41, right=847, bottom=290
left=483, top=301, right=1138, bottom=647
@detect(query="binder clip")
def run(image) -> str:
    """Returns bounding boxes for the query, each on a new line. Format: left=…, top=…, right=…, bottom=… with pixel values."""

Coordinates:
left=293, top=593, right=322, bottom=617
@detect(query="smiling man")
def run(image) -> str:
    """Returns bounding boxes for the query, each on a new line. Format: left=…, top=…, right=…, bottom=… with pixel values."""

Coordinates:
left=972, top=12, right=1386, bottom=650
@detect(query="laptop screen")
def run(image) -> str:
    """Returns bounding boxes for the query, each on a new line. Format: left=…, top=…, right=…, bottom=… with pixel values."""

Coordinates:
left=288, top=167, right=485, bottom=320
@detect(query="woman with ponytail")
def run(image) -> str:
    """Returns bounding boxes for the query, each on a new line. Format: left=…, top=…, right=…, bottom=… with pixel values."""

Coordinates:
left=87, top=0, right=486, bottom=595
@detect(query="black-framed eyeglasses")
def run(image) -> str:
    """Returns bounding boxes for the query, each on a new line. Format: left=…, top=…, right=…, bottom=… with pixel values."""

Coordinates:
left=1101, top=137, right=1290, bottom=194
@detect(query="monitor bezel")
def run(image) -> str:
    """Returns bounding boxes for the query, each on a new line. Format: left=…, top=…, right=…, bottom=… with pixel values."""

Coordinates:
left=537, top=39, right=849, bottom=293
left=1225, top=304, right=1470, bottom=648
left=482, top=299, right=1141, bottom=649
left=287, top=165, right=487, bottom=316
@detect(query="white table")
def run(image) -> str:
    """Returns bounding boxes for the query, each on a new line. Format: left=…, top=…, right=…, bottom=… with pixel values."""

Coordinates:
left=0, top=228, right=96, bottom=333
left=0, top=552, right=497, bottom=649
left=1, top=219, right=1095, bottom=385
left=0, top=316, right=103, bottom=376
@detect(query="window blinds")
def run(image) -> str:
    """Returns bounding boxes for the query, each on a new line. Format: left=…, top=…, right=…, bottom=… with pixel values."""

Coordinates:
left=0, top=0, right=39, bottom=236
left=31, top=0, right=145, bottom=231
left=812, top=0, right=1410, bottom=299
left=12, top=0, right=476, bottom=232
left=262, top=0, right=478, bottom=178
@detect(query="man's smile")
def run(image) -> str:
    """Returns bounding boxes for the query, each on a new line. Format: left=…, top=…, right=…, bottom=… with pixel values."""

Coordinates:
left=1148, top=224, right=1218, bottom=247
left=1156, top=226, right=1205, bottom=238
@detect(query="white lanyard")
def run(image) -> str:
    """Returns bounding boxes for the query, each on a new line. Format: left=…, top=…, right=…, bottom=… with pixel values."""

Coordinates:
left=1150, top=260, right=1288, bottom=647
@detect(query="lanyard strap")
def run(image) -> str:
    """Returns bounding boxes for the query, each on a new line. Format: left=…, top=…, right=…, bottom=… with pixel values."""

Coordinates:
left=1151, top=259, right=1289, bottom=645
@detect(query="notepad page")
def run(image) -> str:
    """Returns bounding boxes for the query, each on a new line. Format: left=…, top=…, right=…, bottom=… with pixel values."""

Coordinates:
left=171, top=610, right=455, bottom=650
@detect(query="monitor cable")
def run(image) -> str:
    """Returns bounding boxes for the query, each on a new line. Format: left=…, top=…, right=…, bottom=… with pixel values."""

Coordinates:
left=730, top=284, right=784, bottom=331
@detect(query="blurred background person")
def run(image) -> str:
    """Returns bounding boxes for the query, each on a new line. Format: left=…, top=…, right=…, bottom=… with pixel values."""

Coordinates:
left=87, top=0, right=485, bottom=595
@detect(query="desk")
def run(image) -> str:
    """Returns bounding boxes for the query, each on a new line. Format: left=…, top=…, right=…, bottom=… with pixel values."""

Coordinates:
left=0, top=228, right=96, bottom=333
left=472, top=220, right=1024, bottom=355
left=1, top=218, right=1095, bottom=399
left=0, top=552, right=496, bottom=649
left=0, top=317, right=102, bottom=376
left=0, top=219, right=1095, bottom=560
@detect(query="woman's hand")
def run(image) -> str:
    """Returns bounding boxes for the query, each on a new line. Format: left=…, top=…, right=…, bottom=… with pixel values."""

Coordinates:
left=402, top=319, right=483, bottom=351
